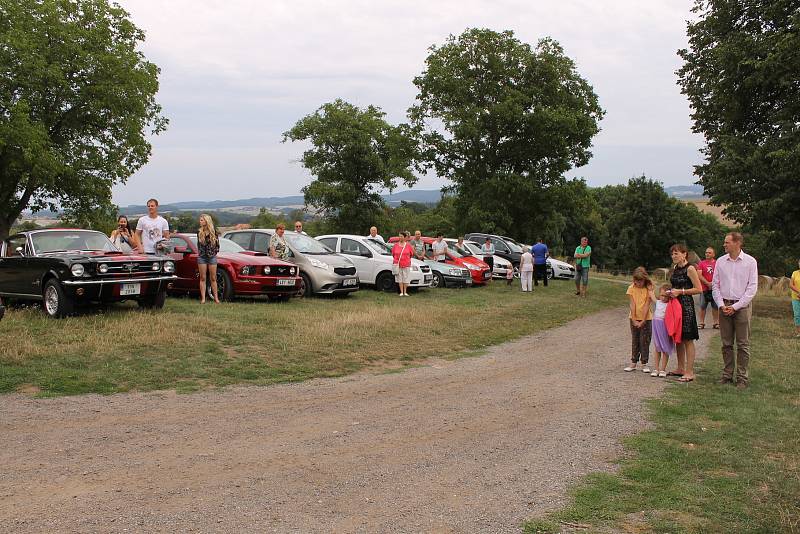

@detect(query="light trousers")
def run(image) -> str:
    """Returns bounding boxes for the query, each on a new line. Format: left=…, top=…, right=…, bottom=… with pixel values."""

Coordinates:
left=520, top=270, right=533, bottom=291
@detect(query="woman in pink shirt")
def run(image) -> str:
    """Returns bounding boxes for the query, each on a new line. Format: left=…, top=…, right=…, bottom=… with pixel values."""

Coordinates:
left=697, top=247, right=719, bottom=329
left=392, top=231, right=414, bottom=297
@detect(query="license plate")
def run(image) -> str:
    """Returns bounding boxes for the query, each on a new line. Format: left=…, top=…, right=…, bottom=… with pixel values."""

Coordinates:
left=343, top=278, right=358, bottom=287
left=277, top=279, right=295, bottom=286
left=120, top=283, right=141, bottom=296
left=424, top=275, right=432, bottom=282
left=483, top=271, right=491, bottom=278
left=465, top=279, right=472, bottom=285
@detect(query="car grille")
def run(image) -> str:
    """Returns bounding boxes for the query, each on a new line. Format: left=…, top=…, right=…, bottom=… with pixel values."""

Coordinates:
left=334, top=266, right=357, bottom=276
left=98, top=261, right=161, bottom=275
left=271, top=265, right=295, bottom=276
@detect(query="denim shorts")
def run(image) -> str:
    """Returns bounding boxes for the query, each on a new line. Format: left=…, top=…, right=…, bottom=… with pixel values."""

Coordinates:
left=574, top=266, right=589, bottom=285
left=699, top=290, right=718, bottom=310
left=197, top=255, right=218, bottom=265
left=793, top=300, right=800, bottom=326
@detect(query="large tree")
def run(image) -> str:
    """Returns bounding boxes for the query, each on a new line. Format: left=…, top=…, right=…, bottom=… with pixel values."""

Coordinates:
left=409, top=28, right=604, bottom=241
left=678, top=0, right=800, bottom=246
left=283, top=99, right=418, bottom=234
left=0, top=0, right=167, bottom=240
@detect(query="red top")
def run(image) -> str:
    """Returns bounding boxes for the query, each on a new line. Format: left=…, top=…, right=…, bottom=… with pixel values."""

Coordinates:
left=697, top=258, right=716, bottom=284
left=392, top=242, right=413, bottom=268
left=665, top=298, right=683, bottom=344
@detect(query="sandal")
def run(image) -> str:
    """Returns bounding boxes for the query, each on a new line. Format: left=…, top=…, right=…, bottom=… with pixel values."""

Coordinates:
left=713, top=324, right=719, bottom=329
left=699, top=323, right=705, bottom=329
left=666, top=371, right=684, bottom=377
left=678, top=376, right=694, bottom=383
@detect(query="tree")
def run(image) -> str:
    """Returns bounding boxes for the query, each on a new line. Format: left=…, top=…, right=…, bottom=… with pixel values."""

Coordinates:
left=410, top=28, right=604, bottom=239
left=60, top=201, right=118, bottom=235
left=0, top=0, right=167, bottom=240
left=282, top=99, right=418, bottom=234
left=678, top=0, right=800, bottom=247
left=250, top=207, right=278, bottom=229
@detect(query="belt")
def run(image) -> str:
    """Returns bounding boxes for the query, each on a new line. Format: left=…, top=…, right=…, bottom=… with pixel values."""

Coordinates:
left=723, top=299, right=739, bottom=305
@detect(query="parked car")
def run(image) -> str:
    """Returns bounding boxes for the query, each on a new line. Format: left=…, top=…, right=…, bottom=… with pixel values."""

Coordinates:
left=388, top=236, right=491, bottom=285
left=463, top=233, right=524, bottom=269
left=167, top=234, right=301, bottom=301
left=316, top=234, right=433, bottom=291
left=547, top=257, right=576, bottom=280
left=446, top=239, right=513, bottom=279
left=222, top=229, right=360, bottom=297
left=0, top=229, right=176, bottom=317
left=424, top=260, right=472, bottom=288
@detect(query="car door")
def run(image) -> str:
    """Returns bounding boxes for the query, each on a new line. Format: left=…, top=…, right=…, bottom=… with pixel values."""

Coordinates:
left=0, top=235, right=32, bottom=296
left=168, top=235, right=198, bottom=290
left=228, top=231, right=253, bottom=251
left=340, top=238, right=375, bottom=283
left=317, top=237, right=338, bottom=252
left=252, top=232, right=271, bottom=254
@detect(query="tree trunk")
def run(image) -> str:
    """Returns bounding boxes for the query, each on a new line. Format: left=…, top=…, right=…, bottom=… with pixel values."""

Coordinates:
left=0, top=217, right=12, bottom=242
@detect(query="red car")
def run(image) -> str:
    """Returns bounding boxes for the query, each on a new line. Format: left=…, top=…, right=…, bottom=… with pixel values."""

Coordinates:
left=167, top=234, right=301, bottom=301
left=388, top=236, right=492, bottom=285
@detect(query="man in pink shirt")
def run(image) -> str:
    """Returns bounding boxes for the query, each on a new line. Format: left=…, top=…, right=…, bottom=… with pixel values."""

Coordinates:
left=696, top=247, right=719, bottom=329
left=711, top=232, right=759, bottom=389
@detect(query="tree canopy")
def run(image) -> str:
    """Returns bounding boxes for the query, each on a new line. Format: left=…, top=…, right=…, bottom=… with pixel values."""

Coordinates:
left=677, top=0, right=800, bottom=247
left=282, top=99, right=418, bottom=235
left=0, top=0, right=167, bottom=240
left=409, top=28, right=604, bottom=239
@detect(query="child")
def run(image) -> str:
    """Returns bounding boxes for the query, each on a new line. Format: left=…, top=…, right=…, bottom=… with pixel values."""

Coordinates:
left=651, top=283, right=675, bottom=377
left=624, top=267, right=656, bottom=373
left=506, top=262, right=515, bottom=286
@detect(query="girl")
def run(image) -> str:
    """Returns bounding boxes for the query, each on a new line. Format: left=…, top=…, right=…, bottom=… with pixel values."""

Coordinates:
left=197, top=214, right=220, bottom=304
left=109, top=215, right=142, bottom=253
left=651, top=283, right=675, bottom=377
left=506, top=260, right=515, bottom=286
left=669, top=243, right=703, bottom=382
left=624, top=267, right=656, bottom=373
left=392, top=231, right=414, bottom=297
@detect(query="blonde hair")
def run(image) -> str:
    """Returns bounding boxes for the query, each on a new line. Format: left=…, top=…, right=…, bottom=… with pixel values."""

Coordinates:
left=632, top=266, right=653, bottom=289
left=198, top=214, right=218, bottom=244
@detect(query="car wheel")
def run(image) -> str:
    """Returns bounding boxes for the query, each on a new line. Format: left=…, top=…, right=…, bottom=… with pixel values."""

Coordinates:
left=267, top=294, right=290, bottom=303
left=139, top=289, right=167, bottom=309
left=42, top=279, right=74, bottom=318
left=299, top=273, right=313, bottom=298
left=211, top=268, right=234, bottom=301
left=375, top=271, right=396, bottom=292
left=432, top=271, right=445, bottom=288
left=547, top=269, right=554, bottom=280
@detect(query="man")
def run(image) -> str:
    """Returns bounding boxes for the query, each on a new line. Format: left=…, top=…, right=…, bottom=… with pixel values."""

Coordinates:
left=367, top=226, right=384, bottom=243
left=294, top=221, right=307, bottom=235
left=531, top=237, right=549, bottom=287
left=269, top=223, right=290, bottom=260
left=712, top=232, right=758, bottom=389
left=432, top=233, right=448, bottom=262
left=135, top=198, right=170, bottom=254
left=574, top=236, right=591, bottom=297
left=409, top=230, right=426, bottom=260
left=697, top=247, right=719, bottom=329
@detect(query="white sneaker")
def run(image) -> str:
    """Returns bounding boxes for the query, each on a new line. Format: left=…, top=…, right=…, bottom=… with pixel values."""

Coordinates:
left=623, top=366, right=635, bottom=372
left=642, top=367, right=651, bottom=373
left=658, top=371, right=667, bottom=378
left=650, top=371, right=658, bottom=377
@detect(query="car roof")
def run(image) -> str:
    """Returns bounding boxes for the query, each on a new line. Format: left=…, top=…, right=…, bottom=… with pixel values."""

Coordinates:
left=315, top=234, right=368, bottom=240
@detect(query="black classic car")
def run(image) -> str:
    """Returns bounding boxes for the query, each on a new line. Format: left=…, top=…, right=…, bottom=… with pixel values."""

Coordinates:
left=0, top=229, right=177, bottom=317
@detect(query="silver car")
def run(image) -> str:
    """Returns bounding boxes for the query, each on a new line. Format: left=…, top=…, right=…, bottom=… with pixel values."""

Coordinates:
left=222, top=229, right=359, bottom=297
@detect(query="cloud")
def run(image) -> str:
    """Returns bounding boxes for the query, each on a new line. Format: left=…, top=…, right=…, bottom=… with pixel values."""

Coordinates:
left=113, top=0, right=702, bottom=205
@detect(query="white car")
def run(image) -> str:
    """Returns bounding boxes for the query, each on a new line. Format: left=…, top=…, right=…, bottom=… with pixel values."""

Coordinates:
left=547, top=257, right=576, bottom=280
left=446, top=239, right=513, bottom=279
left=316, top=234, right=433, bottom=291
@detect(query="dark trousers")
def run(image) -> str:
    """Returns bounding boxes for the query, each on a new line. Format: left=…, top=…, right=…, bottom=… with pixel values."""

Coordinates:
left=630, top=320, right=652, bottom=364
left=484, top=256, right=494, bottom=272
left=534, top=263, right=548, bottom=286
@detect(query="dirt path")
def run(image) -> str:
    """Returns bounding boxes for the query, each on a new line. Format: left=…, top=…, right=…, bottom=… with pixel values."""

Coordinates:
left=0, top=307, right=713, bottom=533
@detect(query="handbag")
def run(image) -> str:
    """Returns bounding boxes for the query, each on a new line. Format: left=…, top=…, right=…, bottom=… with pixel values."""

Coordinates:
left=392, top=244, right=407, bottom=275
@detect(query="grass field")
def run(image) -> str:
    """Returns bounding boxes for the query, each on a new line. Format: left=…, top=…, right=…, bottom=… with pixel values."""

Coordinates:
left=1, top=279, right=621, bottom=397
left=524, top=295, right=800, bottom=534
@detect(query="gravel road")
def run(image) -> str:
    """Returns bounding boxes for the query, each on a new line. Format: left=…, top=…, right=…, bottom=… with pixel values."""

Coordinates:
left=0, top=307, right=712, bottom=533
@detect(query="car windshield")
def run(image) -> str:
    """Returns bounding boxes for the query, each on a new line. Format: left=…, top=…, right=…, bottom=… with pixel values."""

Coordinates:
left=285, top=232, right=332, bottom=254
left=464, top=242, right=483, bottom=256
left=32, top=230, right=118, bottom=254
left=188, top=236, right=244, bottom=253
left=505, top=240, right=524, bottom=253
left=364, top=239, right=391, bottom=256
left=445, top=242, right=464, bottom=258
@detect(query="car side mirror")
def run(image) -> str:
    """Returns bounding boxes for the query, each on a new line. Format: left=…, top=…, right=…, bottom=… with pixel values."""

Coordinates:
left=15, top=246, right=25, bottom=257
left=174, top=246, right=190, bottom=254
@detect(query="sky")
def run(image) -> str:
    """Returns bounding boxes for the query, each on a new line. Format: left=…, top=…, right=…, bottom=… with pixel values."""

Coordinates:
left=112, top=0, right=704, bottom=206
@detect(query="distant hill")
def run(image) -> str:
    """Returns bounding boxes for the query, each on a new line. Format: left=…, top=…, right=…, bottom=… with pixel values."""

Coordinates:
left=664, top=184, right=706, bottom=199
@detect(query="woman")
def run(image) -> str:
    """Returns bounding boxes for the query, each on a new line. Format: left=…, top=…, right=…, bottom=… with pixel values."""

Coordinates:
left=790, top=259, right=800, bottom=338
left=481, top=237, right=495, bottom=273
left=109, top=215, right=142, bottom=253
left=519, top=247, right=534, bottom=292
left=270, top=223, right=289, bottom=260
left=669, top=243, right=703, bottom=382
left=197, top=214, right=220, bottom=304
left=392, top=231, right=414, bottom=297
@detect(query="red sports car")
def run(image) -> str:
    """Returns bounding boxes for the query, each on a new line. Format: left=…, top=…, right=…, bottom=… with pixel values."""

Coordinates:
left=388, top=236, right=492, bottom=285
left=168, top=234, right=301, bottom=301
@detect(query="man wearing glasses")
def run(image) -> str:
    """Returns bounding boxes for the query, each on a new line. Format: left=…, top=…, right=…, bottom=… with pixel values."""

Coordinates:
left=294, top=221, right=307, bottom=235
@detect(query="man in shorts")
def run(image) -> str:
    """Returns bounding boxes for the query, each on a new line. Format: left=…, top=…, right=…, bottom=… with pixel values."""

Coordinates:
left=574, top=236, right=591, bottom=297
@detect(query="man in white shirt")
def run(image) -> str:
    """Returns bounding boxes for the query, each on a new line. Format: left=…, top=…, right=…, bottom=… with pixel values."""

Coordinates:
left=431, top=233, right=448, bottom=262
left=367, top=226, right=384, bottom=243
left=711, top=232, right=758, bottom=389
left=136, top=198, right=171, bottom=254
left=294, top=221, right=308, bottom=235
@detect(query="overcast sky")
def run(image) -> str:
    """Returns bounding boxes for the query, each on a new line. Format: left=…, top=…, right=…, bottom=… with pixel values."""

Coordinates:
left=112, top=0, right=704, bottom=206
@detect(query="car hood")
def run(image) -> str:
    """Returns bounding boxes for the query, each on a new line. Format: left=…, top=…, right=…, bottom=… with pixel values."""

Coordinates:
left=38, top=251, right=164, bottom=262
left=297, top=253, right=354, bottom=267
left=548, top=258, right=573, bottom=268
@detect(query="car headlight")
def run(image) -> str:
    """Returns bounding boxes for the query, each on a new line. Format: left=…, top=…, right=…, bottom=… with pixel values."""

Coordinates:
left=71, top=264, right=85, bottom=277
left=98, top=263, right=109, bottom=274
left=289, top=267, right=296, bottom=275
left=448, top=268, right=461, bottom=276
left=308, top=257, right=330, bottom=270
left=151, top=262, right=160, bottom=271
left=163, top=261, right=175, bottom=273
left=241, top=266, right=252, bottom=275
left=411, top=265, right=419, bottom=271
left=263, top=266, right=271, bottom=275
left=463, top=263, right=480, bottom=270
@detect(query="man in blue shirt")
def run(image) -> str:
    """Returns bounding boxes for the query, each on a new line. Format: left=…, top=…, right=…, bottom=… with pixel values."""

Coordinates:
left=531, top=237, right=549, bottom=287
